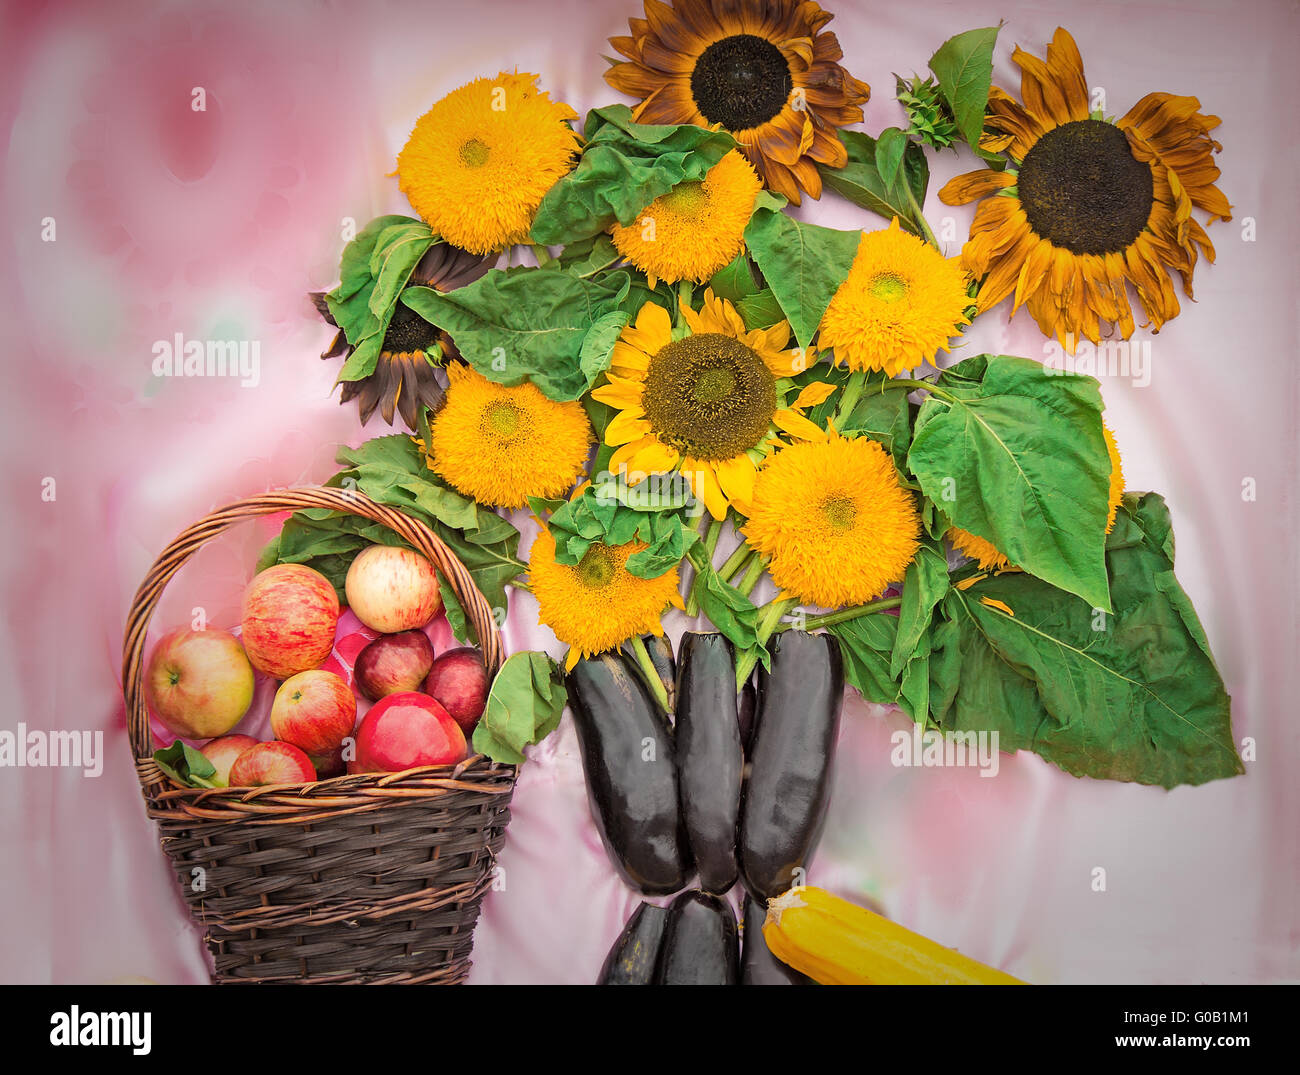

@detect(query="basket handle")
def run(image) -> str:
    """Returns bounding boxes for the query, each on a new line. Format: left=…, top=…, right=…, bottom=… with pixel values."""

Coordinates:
left=122, top=486, right=505, bottom=762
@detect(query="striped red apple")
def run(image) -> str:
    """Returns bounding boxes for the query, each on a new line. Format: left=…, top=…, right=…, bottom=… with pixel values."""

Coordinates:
left=240, top=564, right=339, bottom=678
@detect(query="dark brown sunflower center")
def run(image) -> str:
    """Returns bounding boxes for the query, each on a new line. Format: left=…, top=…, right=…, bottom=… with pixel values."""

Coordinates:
left=1017, top=119, right=1154, bottom=256
left=690, top=34, right=792, bottom=131
left=641, top=332, right=776, bottom=462
left=577, top=543, right=617, bottom=589
left=381, top=302, right=442, bottom=354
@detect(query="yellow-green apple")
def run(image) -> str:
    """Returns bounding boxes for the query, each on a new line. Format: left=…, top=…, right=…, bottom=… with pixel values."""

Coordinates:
left=344, top=545, right=441, bottom=633
left=240, top=564, right=339, bottom=678
left=227, top=741, right=316, bottom=786
left=353, top=692, right=466, bottom=772
left=423, top=647, right=489, bottom=734
left=355, top=631, right=435, bottom=701
left=270, top=669, right=357, bottom=755
left=144, top=628, right=255, bottom=739
left=199, top=734, right=260, bottom=787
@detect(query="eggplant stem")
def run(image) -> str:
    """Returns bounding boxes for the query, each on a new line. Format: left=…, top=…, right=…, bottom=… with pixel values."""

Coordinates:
left=735, top=595, right=798, bottom=690
left=629, top=634, right=671, bottom=716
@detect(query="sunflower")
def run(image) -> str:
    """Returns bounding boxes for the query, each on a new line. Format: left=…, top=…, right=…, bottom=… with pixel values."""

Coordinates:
left=605, top=0, right=870, bottom=204
left=311, top=243, right=492, bottom=429
left=818, top=218, right=972, bottom=376
left=590, top=290, right=832, bottom=520
left=947, top=424, right=1127, bottom=570
left=938, top=27, right=1231, bottom=348
left=743, top=433, right=921, bottom=607
left=396, top=72, right=581, bottom=255
left=529, top=528, right=684, bottom=670
left=424, top=364, right=593, bottom=508
left=610, top=149, right=761, bottom=286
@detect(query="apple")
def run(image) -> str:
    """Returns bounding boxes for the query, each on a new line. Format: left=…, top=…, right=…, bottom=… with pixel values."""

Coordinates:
left=227, top=741, right=316, bottom=786
left=353, top=691, right=466, bottom=773
left=308, top=747, right=346, bottom=779
left=199, top=734, right=260, bottom=787
left=422, top=647, right=489, bottom=734
left=145, top=628, right=255, bottom=739
left=344, top=545, right=441, bottom=633
left=240, top=564, right=340, bottom=679
left=355, top=631, right=435, bottom=701
left=270, top=669, right=357, bottom=755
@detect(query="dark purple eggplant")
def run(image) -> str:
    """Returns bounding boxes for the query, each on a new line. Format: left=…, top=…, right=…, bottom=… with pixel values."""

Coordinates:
left=566, top=651, right=691, bottom=895
left=598, top=902, right=671, bottom=985
left=675, top=632, right=743, bottom=894
left=737, top=675, right=756, bottom=757
left=741, top=895, right=812, bottom=985
left=621, top=633, right=677, bottom=717
left=738, top=630, right=844, bottom=902
left=654, top=890, right=739, bottom=985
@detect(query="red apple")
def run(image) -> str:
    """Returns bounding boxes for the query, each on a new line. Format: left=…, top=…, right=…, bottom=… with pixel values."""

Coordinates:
left=308, top=747, right=346, bottom=779
left=145, top=628, right=255, bottom=739
left=423, top=647, right=489, bottom=734
left=344, top=545, right=441, bottom=633
left=227, top=741, right=316, bottom=786
left=353, top=691, right=466, bottom=773
left=355, top=631, right=435, bottom=701
left=270, top=669, right=357, bottom=755
left=240, top=564, right=340, bottom=679
left=199, top=734, right=260, bottom=787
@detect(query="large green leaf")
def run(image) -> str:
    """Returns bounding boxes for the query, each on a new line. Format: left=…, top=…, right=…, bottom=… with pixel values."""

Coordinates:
left=891, top=540, right=949, bottom=679
left=743, top=203, right=861, bottom=348
left=819, top=131, right=930, bottom=237
left=929, top=493, right=1242, bottom=788
left=537, top=483, right=695, bottom=580
left=928, top=26, right=1000, bottom=149
left=908, top=354, right=1112, bottom=611
left=472, top=651, right=568, bottom=765
left=530, top=104, right=736, bottom=246
left=828, top=613, right=900, bottom=707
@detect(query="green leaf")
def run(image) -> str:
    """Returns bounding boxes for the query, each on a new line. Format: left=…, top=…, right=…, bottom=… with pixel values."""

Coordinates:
left=545, top=484, right=694, bottom=579
left=530, top=104, right=736, bottom=246
left=709, top=252, right=760, bottom=303
left=471, top=651, right=568, bottom=764
left=891, top=541, right=949, bottom=679
left=152, top=741, right=220, bottom=789
left=929, top=26, right=1000, bottom=149
left=908, top=354, right=1113, bottom=611
left=735, top=288, right=786, bottom=331
left=874, top=127, right=908, bottom=190
left=742, top=206, right=861, bottom=348
left=580, top=309, right=632, bottom=390
left=687, top=543, right=759, bottom=653
left=820, top=131, right=930, bottom=237
left=929, top=493, right=1241, bottom=788
left=828, top=613, right=900, bottom=706
left=552, top=233, right=623, bottom=278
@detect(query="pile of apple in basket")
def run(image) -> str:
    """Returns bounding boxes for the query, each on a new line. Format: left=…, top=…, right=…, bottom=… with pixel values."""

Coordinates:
left=146, top=544, right=488, bottom=788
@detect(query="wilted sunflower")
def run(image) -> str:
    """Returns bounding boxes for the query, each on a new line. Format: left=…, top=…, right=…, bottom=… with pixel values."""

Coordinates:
left=605, top=0, right=870, bottom=204
left=948, top=424, right=1126, bottom=570
left=396, top=72, right=581, bottom=255
left=611, top=149, right=761, bottom=286
left=743, top=433, right=921, bottom=607
left=590, top=291, right=833, bottom=520
left=529, top=528, right=684, bottom=670
left=938, top=27, right=1231, bottom=347
left=818, top=218, right=972, bottom=377
left=311, top=243, right=492, bottom=429
left=424, top=364, right=593, bottom=508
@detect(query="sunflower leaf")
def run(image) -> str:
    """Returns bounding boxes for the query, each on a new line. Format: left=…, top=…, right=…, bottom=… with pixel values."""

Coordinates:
left=928, top=494, right=1242, bottom=788
left=742, top=206, right=861, bottom=348
left=874, top=127, right=908, bottom=190
left=530, top=104, right=736, bottom=246
left=686, top=544, right=760, bottom=653
left=472, top=650, right=568, bottom=765
left=820, top=131, right=930, bottom=237
left=891, top=539, right=950, bottom=680
left=735, top=287, right=786, bottom=331
left=580, top=309, right=633, bottom=390
left=545, top=484, right=694, bottom=579
left=709, top=252, right=760, bottom=303
left=908, top=354, right=1113, bottom=611
left=928, top=26, right=1001, bottom=150
left=827, top=613, right=901, bottom=707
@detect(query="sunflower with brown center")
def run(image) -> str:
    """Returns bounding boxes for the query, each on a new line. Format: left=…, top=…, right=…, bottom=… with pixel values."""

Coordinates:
left=604, top=0, right=870, bottom=204
left=938, top=27, right=1231, bottom=348
left=590, top=290, right=833, bottom=519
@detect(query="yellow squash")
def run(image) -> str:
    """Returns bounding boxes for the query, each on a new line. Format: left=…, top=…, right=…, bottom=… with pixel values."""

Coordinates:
left=762, top=886, right=1026, bottom=985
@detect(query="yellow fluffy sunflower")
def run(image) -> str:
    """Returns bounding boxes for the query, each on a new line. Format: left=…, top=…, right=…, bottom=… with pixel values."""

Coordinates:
left=529, top=528, right=684, bottom=670
left=743, top=433, right=921, bottom=607
left=948, top=424, right=1127, bottom=570
left=590, top=291, right=833, bottom=520
left=938, top=27, right=1231, bottom=348
left=425, top=363, right=593, bottom=508
left=818, top=218, right=972, bottom=377
left=605, top=0, right=870, bottom=204
left=396, top=72, right=581, bottom=255
left=611, top=149, right=762, bottom=286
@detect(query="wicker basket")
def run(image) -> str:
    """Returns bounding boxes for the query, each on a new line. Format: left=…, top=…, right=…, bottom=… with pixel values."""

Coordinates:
left=123, top=487, right=515, bottom=984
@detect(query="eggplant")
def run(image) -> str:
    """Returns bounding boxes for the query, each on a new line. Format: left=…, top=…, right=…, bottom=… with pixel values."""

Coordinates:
left=741, top=895, right=812, bottom=985
left=737, top=675, right=756, bottom=757
left=655, top=890, right=739, bottom=985
left=675, top=632, right=743, bottom=894
left=598, top=902, right=671, bottom=984
left=621, top=633, right=677, bottom=717
left=566, top=651, right=691, bottom=895
left=738, top=630, right=844, bottom=902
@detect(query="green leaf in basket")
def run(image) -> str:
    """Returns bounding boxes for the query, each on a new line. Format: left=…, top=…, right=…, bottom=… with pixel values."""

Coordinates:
left=153, top=740, right=220, bottom=789
left=472, top=651, right=568, bottom=764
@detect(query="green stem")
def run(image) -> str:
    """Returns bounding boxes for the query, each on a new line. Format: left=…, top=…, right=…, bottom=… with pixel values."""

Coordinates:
left=886, top=377, right=959, bottom=403
left=629, top=635, right=671, bottom=716
left=677, top=279, right=694, bottom=309
left=736, top=554, right=765, bottom=598
left=531, top=244, right=554, bottom=267
left=717, top=543, right=755, bottom=584
left=904, top=183, right=940, bottom=250
left=772, top=596, right=902, bottom=633
left=735, top=595, right=798, bottom=690
left=832, top=369, right=867, bottom=429
left=684, top=516, right=723, bottom=618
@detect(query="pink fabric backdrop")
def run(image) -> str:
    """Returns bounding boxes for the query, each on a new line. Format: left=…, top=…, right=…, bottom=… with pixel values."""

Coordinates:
left=1, top=0, right=1296, bottom=984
